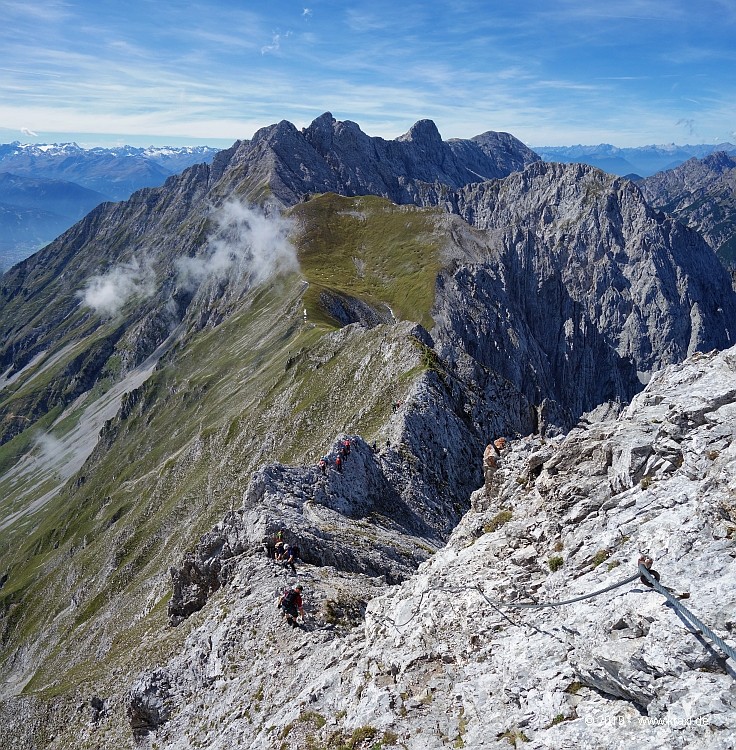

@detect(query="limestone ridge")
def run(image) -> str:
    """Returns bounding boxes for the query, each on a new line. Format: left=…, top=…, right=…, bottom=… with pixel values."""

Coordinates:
left=2, top=113, right=736, bottom=749
left=167, top=323, right=490, bottom=625
left=4, top=143, right=733, bottom=454
left=640, top=151, right=736, bottom=265
left=0, top=114, right=535, bottom=447
left=2, top=115, right=732, bottom=450
left=231, top=112, right=540, bottom=205
left=126, top=346, right=736, bottom=750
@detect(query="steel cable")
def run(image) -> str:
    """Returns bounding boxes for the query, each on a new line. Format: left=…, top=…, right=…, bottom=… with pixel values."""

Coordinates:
left=639, top=564, right=736, bottom=663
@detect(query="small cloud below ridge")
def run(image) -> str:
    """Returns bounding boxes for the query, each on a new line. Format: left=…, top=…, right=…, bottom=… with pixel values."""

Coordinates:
left=176, top=200, right=298, bottom=292
left=78, top=256, right=156, bottom=317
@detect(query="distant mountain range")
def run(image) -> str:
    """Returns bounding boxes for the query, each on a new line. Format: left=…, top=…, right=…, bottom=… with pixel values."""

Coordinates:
left=4, top=135, right=736, bottom=274
left=0, top=142, right=219, bottom=271
left=532, top=142, right=736, bottom=177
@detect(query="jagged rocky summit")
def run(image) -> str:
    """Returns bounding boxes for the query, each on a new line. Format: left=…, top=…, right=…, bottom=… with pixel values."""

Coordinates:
left=230, top=111, right=541, bottom=206
left=123, top=346, right=736, bottom=750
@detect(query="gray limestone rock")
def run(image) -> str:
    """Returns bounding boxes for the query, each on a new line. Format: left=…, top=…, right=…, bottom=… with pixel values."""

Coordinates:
left=131, top=346, right=736, bottom=750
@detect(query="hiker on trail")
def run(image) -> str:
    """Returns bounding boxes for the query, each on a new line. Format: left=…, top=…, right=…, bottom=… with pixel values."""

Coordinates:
left=319, top=457, right=328, bottom=476
left=335, top=454, right=343, bottom=473
left=342, top=438, right=351, bottom=457
left=278, top=584, right=304, bottom=627
left=483, top=440, right=501, bottom=497
left=277, top=543, right=299, bottom=574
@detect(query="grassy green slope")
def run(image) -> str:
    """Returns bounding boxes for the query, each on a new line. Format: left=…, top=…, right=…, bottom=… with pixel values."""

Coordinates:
left=293, top=193, right=442, bottom=329
left=0, top=194, right=448, bottom=705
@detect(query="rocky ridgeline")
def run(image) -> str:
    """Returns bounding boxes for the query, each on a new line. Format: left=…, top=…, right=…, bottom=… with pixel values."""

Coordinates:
left=640, top=151, right=736, bottom=261
left=4, top=115, right=735, bottom=448
left=126, top=347, right=736, bottom=749
left=166, top=319, right=508, bottom=628
left=167, top=436, right=439, bottom=627
left=215, top=112, right=540, bottom=207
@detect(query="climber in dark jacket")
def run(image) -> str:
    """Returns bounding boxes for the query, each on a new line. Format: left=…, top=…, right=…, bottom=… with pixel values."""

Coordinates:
left=278, top=584, right=304, bottom=626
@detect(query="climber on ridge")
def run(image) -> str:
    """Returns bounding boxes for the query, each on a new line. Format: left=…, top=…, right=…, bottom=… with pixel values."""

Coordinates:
left=277, top=543, right=299, bottom=574
left=274, top=529, right=285, bottom=558
left=278, top=584, right=305, bottom=627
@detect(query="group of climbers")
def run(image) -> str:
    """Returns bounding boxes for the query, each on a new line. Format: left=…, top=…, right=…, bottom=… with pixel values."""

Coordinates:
left=263, top=528, right=301, bottom=574
left=318, top=437, right=353, bottom=476
left=267, top=435, right=510, bottom=632
left=261, top=528, right=308, bottom=627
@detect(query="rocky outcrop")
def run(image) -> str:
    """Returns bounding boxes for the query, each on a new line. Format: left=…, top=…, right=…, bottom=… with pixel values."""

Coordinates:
left=217, top=112, right=540, bottom=207
left=126, top=669, right=173, bottom=737
left=167, top=370, right=493, bottom=624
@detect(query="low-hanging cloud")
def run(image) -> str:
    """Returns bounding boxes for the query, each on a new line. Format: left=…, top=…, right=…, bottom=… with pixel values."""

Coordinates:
left=176, top=201, right=299, bottom=292
left=33, top=431, right=65, bottom=464
left=78, top=256, right=156, bottom=317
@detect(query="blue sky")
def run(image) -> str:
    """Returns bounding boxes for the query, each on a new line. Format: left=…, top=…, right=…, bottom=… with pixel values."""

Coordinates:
left=1, top=0, right=734, bottom=149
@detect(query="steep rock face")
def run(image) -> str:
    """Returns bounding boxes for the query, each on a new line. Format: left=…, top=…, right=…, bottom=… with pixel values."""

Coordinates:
left=420, top=163, right=736, bottom=429
left=112, top=346, right=736, bottom=750
left=640, top=152, right=736, bottom=264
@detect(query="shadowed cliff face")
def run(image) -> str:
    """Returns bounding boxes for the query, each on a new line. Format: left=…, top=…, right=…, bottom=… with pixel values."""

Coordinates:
left=419, top=162, right=736, bottom=431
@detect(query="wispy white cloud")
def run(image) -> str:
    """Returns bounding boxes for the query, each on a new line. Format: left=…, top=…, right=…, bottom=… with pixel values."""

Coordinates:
left=0, top=0, right=734, bottom=147
left=261, top=33, right=281, bottom=55
left=1, top=0, right=71, bottom=22
left=78, top=257, right=156, bottom=318
left=176, top=201, right=298, bottom=292
left=20, top=126, right=38, bottom=136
